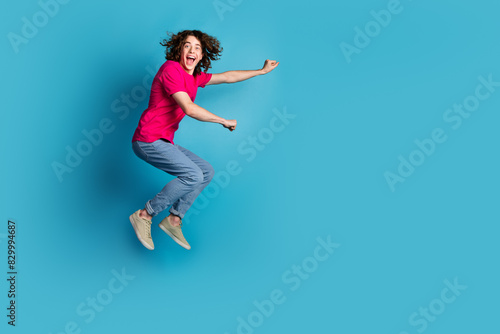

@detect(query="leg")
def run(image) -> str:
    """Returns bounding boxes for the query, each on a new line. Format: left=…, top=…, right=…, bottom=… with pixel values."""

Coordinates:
left=132, top=140, right=205, bottom=217
left=169, top=144, right=215, bottom=220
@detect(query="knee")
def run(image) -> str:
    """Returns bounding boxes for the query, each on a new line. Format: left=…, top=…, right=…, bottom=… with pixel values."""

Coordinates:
left=185, top=168, right=204, bottom=187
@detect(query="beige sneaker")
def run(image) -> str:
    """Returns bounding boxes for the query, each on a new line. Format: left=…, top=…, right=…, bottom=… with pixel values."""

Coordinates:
left=129, top=210, right=154, bottom=250
left=159, top=215, right=191, bottom=250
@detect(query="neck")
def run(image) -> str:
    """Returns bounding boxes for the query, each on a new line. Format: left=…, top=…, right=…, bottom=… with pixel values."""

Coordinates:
left=180, top=63, right=194, bottom=75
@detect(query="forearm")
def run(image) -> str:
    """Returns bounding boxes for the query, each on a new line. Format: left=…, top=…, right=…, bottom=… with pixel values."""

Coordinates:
left=224, top=69, right=265, bottom=83
left=185, top=103, right=225, bottom=124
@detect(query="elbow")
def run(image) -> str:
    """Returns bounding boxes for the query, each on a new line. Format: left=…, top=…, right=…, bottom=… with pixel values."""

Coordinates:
left=183, top=103, right=195, bottom=117
left=223, top=72, right=233, bottom=84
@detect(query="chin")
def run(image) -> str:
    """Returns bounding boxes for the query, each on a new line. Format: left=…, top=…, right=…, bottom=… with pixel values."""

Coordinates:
left=180, top=60, right=198, bottom=74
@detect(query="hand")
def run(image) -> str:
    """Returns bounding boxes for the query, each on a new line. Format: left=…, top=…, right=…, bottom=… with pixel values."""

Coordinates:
left=222, top=119, right=237, bottom=131
left=261, top=59, right=279, bottom=74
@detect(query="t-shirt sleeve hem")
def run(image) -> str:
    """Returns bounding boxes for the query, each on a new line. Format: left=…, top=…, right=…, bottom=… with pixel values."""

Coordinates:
left=199, top=73, right=212, bottom=88
left=168, top=89, right=188, bottom=96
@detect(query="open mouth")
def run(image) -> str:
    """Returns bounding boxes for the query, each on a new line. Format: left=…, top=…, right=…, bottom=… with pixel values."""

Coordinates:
left=186, top=55, right=196, bottom=66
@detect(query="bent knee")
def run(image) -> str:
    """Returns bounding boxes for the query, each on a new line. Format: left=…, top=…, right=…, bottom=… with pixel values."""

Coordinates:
left=184, top=168, right=204, bottom=186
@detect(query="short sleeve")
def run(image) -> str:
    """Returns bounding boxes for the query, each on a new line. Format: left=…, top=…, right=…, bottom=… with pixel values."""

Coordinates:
left=197, top=72, right=212, bottom=88
left=159, top=64, right=187, bottom=96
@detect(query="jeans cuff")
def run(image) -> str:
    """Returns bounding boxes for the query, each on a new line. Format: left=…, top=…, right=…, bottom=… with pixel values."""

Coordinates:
left=145, top=201, right=156, bottom=217
left=169, top=207, right=184, bottom=220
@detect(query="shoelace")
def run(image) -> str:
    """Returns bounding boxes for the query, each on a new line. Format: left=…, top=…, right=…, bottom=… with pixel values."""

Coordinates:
left=141, top=218, right=152, bottom=238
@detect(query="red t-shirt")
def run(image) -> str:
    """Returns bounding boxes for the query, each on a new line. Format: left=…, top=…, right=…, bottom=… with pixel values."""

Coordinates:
left=132, top=60, right=212, bottom=144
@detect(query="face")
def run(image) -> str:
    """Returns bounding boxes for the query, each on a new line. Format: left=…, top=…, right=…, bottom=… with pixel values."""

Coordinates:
left=179, top=35, right=203, bottom=75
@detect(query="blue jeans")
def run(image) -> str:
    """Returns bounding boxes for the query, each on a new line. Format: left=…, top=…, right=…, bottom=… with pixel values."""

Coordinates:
left=132, top=139, right=214, bottom=219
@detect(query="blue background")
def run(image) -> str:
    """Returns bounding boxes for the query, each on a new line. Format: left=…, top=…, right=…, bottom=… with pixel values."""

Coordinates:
left=1, top=0, right=499, bottom=333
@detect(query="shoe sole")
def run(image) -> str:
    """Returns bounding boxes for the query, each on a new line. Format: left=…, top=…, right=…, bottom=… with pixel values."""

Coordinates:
left=129, top=215, right=154, bottom=250
left=159, top=223, right=191, bottom=250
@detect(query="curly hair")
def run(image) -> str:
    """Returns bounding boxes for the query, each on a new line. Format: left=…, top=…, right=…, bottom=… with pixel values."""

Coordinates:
left=160, top=30, right=223, bottom=76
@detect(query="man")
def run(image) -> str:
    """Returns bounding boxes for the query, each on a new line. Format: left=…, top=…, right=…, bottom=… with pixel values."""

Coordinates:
left=130, top=30, right=279, bottom=250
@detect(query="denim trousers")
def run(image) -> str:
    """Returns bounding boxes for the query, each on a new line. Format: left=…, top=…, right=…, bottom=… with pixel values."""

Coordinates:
left=132, top=139, right=215, bottom=219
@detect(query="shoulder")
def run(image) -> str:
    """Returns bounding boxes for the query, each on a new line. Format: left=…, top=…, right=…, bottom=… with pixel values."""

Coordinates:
left=160, top=60, right=182, bottom=74
left=164, top=60, right=180, bottom=69
left=159, top=61, right=183, bottom=80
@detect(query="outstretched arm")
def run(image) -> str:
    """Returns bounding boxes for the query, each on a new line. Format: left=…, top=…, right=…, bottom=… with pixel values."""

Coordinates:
left=172, top=91, right=237, bottom=131
left=207, top=59, right=279, bottom=85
